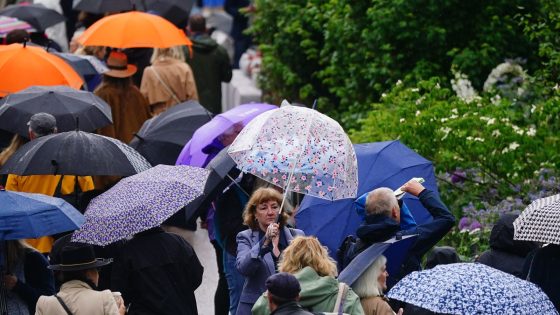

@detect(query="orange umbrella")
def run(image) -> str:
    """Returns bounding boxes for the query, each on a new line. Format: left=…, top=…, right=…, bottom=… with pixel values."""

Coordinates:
left=78, top=11, right=192, bottom=48
left=0, top=43, right=83, bottom=97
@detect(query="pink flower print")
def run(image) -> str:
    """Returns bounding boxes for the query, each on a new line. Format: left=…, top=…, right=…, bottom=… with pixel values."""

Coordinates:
left=247, top=158, right=254, bottom=164
left=293, top=185, right=300, bottom=192
left=318, top=191, right=326, bottom=197
left=261, top=169, right=268, bottom=177
left=328, top=156, right=336, bottom=164
left=272, top=168, right=278, bottom=174
left=272, top=154, right=278, bottom=161
left=305, top=185, right=312, bottom=191
left=332, top=170, right=338, bottom=179
left=282, top=174, right=287, bottom=180
left=316, top=181, right=323, bottom=187
left=291, top=177, right=297, bottom=184
left=272, top=177, right=279, bottom=184
left=301, top=175, right=307, bottom=181
left=258, top=158, right=265, bottom=165
left=327, top=186, right=335, bottom=192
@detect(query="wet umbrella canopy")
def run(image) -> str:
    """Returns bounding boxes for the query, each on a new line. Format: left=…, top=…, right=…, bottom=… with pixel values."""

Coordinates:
left=0, top=130, right=151, bottom=176
left=0, top=3, right=65, bottom=32
left=72, top=165, right=210, bottom=246
left=0, top=85, right=112, bottom=137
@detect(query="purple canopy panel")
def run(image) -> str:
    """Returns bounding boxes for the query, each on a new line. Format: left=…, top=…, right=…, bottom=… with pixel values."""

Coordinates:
left=176, top=103, right=277, bottom=167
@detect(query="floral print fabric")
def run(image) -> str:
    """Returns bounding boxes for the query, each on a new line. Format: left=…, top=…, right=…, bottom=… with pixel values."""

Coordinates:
left=388, top=263, right=558, bottom=315
left=72, top=165, right=210, bottom=246
left=228, top=102, right=358, bottom=200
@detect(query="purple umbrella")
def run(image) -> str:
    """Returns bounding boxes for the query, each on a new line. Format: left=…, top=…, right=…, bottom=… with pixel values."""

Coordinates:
left=71, top=165, right=210, bottom=246
left=175, top=103, right=277, bottom=167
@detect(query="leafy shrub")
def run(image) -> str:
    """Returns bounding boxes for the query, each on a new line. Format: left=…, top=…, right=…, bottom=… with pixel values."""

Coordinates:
left=251, top=0, right=541, bottom=128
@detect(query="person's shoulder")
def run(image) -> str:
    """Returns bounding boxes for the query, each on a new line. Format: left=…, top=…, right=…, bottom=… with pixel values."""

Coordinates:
left=237, top=228, right=254, bottom=239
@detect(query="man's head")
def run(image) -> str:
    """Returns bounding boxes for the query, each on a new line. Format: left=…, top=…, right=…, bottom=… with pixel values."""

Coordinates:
left=188, top=14, right=207, bottom=35
left=217, top=122, right=243, bottom=146
left=266, top=272, right=301, bottom=312
left=6, top=29, right=29, bottom=45
left=28, top=112, right=57, bottom=139
left=365, top=187, right=400, bottom=222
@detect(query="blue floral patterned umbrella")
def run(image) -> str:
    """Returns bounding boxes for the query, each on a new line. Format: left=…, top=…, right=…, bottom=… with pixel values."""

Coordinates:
left=388, top=263, right=558, bottom=315
left=71, top=165, right=210, bottom=246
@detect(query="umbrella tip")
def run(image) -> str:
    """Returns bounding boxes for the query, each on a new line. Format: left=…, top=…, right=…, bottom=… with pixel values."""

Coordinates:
left=75, top=117, right=80, bottom=131
left=312, top=99, right=318, bottom=110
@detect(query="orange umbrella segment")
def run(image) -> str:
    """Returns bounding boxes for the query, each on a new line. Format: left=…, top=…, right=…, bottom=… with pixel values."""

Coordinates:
left=0, top=43, right=83, bottom=97
left=78, top=11, right=192, bottom=49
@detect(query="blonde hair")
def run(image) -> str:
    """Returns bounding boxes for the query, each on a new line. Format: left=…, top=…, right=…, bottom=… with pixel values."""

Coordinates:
left=243, top=187, right=289, bottom=230
left=0, top=134, right=27, bottom=166
left=351, top=255, right=387, bottom=298
left=278, top=236, right=338, bottom=277
left=150, top=46, right=185, bottom=64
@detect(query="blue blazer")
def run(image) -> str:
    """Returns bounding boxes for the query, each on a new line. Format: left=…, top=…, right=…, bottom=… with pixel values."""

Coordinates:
left=235, top=227, right=304, bottom=308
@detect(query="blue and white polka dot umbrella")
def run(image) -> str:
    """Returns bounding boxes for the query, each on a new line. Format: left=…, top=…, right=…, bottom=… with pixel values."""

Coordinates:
left=72, top=165, right=210, bottom=246
left=388, top=263, right=558, bottom=315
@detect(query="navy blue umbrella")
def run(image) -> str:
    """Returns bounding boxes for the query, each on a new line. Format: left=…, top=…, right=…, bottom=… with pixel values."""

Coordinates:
left=0, top=189, right=84, bottom=240
left=338, top=235, right=417, bottom=288
left=295, top=140, right=439, bottom=256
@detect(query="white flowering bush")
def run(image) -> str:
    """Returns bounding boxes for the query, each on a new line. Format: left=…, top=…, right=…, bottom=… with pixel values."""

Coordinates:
left=352, top=76, right=559, bottom=259
left=483, top=59, right=529, bottom=101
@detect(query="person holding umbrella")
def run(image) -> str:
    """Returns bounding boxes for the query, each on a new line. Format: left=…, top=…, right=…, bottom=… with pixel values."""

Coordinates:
left=1, top=240, right=55, bottom=315
left=95, top=51, right=151, bottom=144
left=359, top=180, right=455, bottom=278
left=35, top=243, right=124, bottom=315
left=235, top=187, right=304, bottom=315
left=4, top=113, right=94, bottom=254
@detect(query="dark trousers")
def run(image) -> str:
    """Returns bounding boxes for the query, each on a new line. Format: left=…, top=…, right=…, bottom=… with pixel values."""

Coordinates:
left=212, top=240, right=230, bottom=315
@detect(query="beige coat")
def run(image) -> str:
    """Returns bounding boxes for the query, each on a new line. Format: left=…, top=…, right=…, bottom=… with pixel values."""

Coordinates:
left=140, top=58, right=198, bottom=113
left=360, top=296, right=395, bottom=315
left=35, top=280, right=119, bottom=315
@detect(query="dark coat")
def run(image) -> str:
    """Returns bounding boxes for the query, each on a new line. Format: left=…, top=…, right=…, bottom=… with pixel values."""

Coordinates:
left=214, top=184, right=247, bottom=256
left=271, top=301, right=315, bottom=315
left=13, top=249, right=55, bottom=313
left=526, top=244, right=560, bottom=311
left=356, top=189, right=455, bottom=279
left=111, top=227, right=203, bottom=315
left=477, top=213, right=538, bottom=278
left=186, top=34, right=232, bottom=114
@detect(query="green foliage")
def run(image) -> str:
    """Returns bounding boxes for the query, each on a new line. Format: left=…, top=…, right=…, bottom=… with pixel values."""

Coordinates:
left=440, top=228, right=491, bottom=262
left=251, top=0, right=540, bottom=128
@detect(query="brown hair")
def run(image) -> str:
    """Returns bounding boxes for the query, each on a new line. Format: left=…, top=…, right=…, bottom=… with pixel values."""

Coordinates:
left=243, top=187, right=289, bottom=230
left=278, top=236, right=338, bottom=277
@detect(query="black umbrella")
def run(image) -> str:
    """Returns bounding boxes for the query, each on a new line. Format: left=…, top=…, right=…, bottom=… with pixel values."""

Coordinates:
left=183, top=146, right=242, bottom=221
left=136, top=0, right=194, bottom=28
left=0, top=4, right=65, bottom=32
left=73, top=0, right=133, bottom=14
left=129, top=100, right=212, bottom=165
left=0, top=85, right=112, bottom=138
left=0, top=130, right=151, bottom=176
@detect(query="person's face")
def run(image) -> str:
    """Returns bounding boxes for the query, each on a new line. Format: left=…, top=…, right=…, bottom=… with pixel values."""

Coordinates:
left=255, top=200, right=279, bottom=231
left=377, top=263, right=388, bottom=291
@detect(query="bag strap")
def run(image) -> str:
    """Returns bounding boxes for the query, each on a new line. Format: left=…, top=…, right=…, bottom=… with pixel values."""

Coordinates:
left=332, top=282, right=348, bottom=314
left=150, top=67, right=181, bottom=104
left=55, top=294, right=74, bottom=315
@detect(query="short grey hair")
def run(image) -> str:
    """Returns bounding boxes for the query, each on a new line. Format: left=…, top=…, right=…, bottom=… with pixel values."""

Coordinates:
left=365, top=187, right=398, bottom=216
left=351, top=255, right=387, bottom=297
left=27, top=112, right=57, bottom=137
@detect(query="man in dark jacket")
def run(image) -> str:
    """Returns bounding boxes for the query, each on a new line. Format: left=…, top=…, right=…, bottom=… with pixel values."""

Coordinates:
left=477, top=213, right=538, bottom=278
left=358, top=180, right=455, bottom=278
left=265, top=273, right=314, bottom=315
left=187, top=14, right=233, bottom=115
left=111, top=226, right=203, bottom=315
left=526, top=244, right=560, bottom=311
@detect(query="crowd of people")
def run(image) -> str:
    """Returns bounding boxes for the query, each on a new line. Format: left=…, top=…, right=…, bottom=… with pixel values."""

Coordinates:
left=0, top=1, right=559, bottom=315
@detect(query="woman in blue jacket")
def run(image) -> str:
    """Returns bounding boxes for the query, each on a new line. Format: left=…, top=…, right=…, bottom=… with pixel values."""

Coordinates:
left=235, top=187, right=304, bottom=315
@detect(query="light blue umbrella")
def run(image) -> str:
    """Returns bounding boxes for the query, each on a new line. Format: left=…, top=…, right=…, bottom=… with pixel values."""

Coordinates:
left=0, top=189, right=84, bottom=240
left=388, top=263, right=558, bottom=315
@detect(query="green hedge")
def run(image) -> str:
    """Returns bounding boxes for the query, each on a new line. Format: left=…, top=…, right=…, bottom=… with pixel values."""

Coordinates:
left=251, top=0, right=540, bottom=128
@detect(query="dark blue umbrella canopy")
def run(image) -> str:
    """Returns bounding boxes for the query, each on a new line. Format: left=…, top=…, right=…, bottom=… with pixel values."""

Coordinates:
left=295, top=140, right=439, bottom=256
left=0, top=189, right=84, bottom=240
left=0, top=4, right=65, bottom=32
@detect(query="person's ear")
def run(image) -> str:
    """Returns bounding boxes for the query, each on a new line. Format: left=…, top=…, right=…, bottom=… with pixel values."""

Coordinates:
left=28, top=130, right=35, bottom=140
